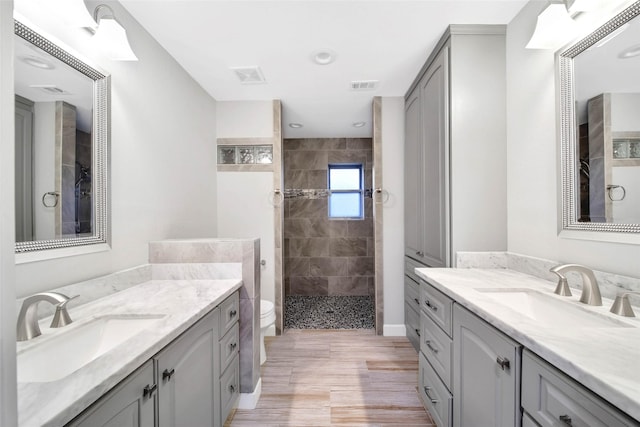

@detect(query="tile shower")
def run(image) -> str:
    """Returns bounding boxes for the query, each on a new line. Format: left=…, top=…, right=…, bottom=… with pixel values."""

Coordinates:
left=283, top=138, right=375, bottom=329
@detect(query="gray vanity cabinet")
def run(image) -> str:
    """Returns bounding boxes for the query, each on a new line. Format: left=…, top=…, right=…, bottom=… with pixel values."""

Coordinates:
left=156, top=307, right=218, bottom=427
left=522, top=350, right=637, bottom=427
left=403, top=24, right=507, bottom=269
left=418, top=278, right=454, bottom=427
left=67, top=360, right=155, bottom=427
left=453, top=304, right=522, bottom=427
left=66, top=291, right=240, bottom=427
left=405, top=258, right=424, bottom=351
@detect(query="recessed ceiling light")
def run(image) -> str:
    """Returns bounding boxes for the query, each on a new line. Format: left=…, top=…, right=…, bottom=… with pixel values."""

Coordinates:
left=312, top=49, right=336, bottom=65
left=619, top=44, right=640, bottom=59
left=352, top=121, right=366, bottom=128
left=289, top=123, right=303, bottom=128
left=20, top=55, right=55, bottom=70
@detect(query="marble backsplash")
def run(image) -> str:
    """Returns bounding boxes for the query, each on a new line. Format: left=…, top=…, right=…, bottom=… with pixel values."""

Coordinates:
left=16, top=264, right=152, bottom=320
left=456, top=252, right=640, bottom=302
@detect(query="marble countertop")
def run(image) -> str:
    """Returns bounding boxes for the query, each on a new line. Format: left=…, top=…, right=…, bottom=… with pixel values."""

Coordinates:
left=17, top=279, right=242, bottom=427
left=415, top=268, right=640, bottom=422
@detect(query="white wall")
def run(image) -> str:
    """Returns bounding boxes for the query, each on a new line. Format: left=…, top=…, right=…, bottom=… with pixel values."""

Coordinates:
left=0, top=0, right=18, bottom=423
left=506, top=1, right=640, bottom=278
left=381, top=97, right=406, bottom=333
left=216, top=101, right=275, bottom=304
left=14, top=0, right=218, bottom=297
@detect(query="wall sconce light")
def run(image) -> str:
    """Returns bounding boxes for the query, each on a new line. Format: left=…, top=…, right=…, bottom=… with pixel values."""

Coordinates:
left=61, top=0, right=98, bottom=28
left=92, top=4, right=138, bottom=61
left=566, top=0, right=602, bottom=14
left=526, top=1, right=578, bottom=49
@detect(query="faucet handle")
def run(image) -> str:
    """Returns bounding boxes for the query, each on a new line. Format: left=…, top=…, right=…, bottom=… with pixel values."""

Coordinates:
left=50, top=295, right=79, bottom=328
left=549, top=266, right=572, bottom=297
left=610, top=292, right=640, bottom=317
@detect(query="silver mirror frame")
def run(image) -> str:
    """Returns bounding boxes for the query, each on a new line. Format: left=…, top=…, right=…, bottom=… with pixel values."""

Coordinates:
left=558, top=1, right=640, bottom=234
left=14, top=20, right=110, bottom=253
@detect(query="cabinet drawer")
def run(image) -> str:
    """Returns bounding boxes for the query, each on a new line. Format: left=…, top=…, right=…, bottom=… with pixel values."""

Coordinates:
left=220, top=355, right=240, bottom=425
left=219, top=323, right=239, bottom=372
left=523, top=412, right=541, bottom=427
left=405, top=258, right=426, bottom=284
left=405, top=275, right=421, bottom=309
left=420, top=311, right=452, bottom=391
left=420, top=280, right=453, bottom=337
left=522, top=350, right=636, bottom=427
left=219, top=291, right=239, bottom=336
left=419, top=352, right=452, bottom=427
left=405, top=303, right=420, bottom=352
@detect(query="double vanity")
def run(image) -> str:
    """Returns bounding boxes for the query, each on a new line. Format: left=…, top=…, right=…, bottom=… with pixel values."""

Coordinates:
left=410, top=264, right=640, bottom=427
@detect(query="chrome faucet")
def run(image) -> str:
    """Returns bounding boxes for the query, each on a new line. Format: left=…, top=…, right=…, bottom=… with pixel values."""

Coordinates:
left=610, top=292, right=640, bottom=317
left=16, top=292, right=78, bottom=341
left=549, top=264, right=602, bottom=306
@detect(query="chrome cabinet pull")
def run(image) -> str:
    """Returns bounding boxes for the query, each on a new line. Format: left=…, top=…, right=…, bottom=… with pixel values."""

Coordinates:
left=425, top=340, right=439, bottom=354
left=229, top=342, right=238, bottom=351
left=416, top=251, right=424, bottom=257
left=415, top=328, right=421, bottom=337
left=424, top=300, right=438, bottom=312
left=143, top=383, right=157, bottom=398
left=424, top=386, right=438, bottom=404
left=162, top=368, right=175, bottom=381
left=413, top=297, right=420, bottom=305
left=559, top=414, right=572, bottom=425
left=229, top=309, right=237, bottom=319
left=496, top=356, right=510, bottom=370
left=229, top=384, right=236, bottom=393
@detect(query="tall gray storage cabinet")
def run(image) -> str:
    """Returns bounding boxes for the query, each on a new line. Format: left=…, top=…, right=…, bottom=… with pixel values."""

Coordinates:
left=404, top=25, right=508, bottom=357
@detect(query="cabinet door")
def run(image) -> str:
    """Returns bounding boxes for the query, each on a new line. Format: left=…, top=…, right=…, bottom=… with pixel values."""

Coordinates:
left=156, top=308, right=218, bottom=427
left=405, top=87, right=422, bottom=260
left=67, top=361, right=155, bottom=427
left=453, top=305, right=521, bottom=427
left=419, top=47, right=449, bottom=268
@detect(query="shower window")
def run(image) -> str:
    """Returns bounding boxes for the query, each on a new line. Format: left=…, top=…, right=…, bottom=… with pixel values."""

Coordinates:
left=328, top=164, right=363, bottom=219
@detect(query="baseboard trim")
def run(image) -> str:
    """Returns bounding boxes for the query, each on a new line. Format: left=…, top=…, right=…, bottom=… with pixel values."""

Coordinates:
left=237, top=378, right=262, bottom=409
left=383, top=324, right=407, bottom=336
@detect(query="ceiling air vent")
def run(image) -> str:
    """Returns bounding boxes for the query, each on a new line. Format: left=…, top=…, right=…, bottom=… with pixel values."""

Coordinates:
left=350, top=80, right=378, bottom=91
left=231, top=66, right=267, bottom=84
left=30, top=85, right=68, bottom=95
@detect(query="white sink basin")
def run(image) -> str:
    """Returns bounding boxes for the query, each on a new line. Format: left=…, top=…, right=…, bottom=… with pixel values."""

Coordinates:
left=475, top=288, right=632, bottom=329
left=18, top=315, right=164, bottom=383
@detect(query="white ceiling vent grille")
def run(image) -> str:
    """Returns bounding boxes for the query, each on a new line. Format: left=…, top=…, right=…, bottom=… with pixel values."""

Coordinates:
left=30, top=85, right=69, bottom=95
left=350, top=80, right=378, bottom=91
left=231, top=66, right=267, bottom=84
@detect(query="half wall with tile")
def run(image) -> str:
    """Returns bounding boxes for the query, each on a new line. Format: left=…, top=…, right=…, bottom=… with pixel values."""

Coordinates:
left=149, top=238, right=261, bottom=396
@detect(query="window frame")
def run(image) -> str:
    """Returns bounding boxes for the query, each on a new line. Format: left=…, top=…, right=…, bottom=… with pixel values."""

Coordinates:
left=327, top=163, right=364, bottom=220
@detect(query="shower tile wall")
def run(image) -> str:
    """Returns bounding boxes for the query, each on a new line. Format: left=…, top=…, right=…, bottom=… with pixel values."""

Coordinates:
left=284, top=138, right=374, bottom=297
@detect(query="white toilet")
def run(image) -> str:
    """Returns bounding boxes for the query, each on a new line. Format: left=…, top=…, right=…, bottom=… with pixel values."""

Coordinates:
left=259, top=300, right=276, bottom=365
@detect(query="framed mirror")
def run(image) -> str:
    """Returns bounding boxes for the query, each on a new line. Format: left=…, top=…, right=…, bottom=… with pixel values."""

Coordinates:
left=14, top=20, right=110, bottom=254
left=558, top=1, right=640, bottom=234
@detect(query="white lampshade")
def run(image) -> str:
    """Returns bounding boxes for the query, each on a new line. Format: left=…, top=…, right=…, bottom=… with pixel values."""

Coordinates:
left=93, top=17, right=138, bottom=61
left=61, top=0, right=97, bottom=28
left=526, top=3, right=578, bottom=50
left=567, top=0, right=602, bottom=13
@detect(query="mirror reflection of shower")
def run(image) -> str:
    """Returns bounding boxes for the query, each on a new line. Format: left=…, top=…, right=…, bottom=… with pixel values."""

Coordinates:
left=74, top=160, right=92, bottom=235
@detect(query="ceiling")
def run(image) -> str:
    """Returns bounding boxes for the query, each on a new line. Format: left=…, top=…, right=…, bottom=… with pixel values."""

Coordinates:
left=119, top=0, right=528, bottom=138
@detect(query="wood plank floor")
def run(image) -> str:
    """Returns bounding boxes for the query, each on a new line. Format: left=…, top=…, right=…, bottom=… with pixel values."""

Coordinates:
left=227, top=329, right=435, bottom=426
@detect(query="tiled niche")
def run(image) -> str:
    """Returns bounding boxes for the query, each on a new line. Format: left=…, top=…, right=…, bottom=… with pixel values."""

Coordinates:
left=283, top=138, right=374, bottom=296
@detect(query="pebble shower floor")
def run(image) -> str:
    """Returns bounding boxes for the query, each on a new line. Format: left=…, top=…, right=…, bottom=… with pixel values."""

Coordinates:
left=284, top=295, right=375, bottom=329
